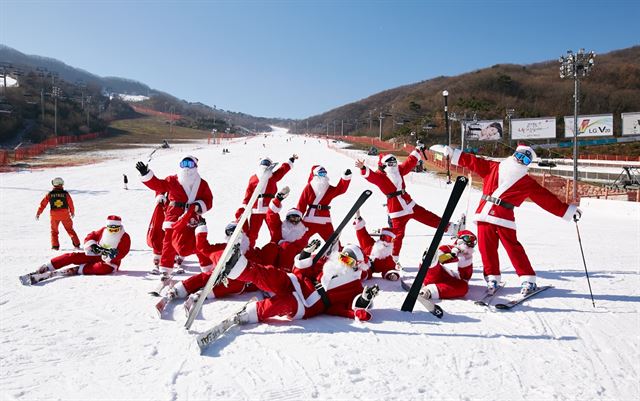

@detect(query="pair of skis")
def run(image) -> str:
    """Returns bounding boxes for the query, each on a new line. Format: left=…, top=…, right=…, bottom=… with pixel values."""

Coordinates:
left=475, top=282, right=553, bottom=310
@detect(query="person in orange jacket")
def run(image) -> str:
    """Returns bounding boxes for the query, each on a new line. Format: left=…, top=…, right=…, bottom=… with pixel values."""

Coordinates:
left=36, top=177, right=80, bottom=250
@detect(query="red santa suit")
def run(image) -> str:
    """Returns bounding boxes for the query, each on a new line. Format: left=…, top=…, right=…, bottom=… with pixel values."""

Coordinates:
left=224, top=246, right=371, bottom=324
left=422, top=243, right=474, bottom=299
left=451, top=148, right=577, bottom=283
left=169, top=205, right=214, bottom=272
left=264, top=198, right=311, bottom=272
left=235, top=158, right=293, bottom=248
left=360, top=149, right=441, bottom=259
left=146, top=192, right=167, bottom=266
left=47, top=217, right=131, bottom=275
left=296, top=165, right=351, bottom=242
left=140, top=157, right=213, bottom=274
left=353, top=217, right=399, bottom=280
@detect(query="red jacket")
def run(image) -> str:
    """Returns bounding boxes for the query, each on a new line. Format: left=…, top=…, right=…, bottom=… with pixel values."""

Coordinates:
left=452, top=150, right=577, bottom=229
left=360, top=149, right=422, bottom=219
left=265, top=198, right=310, bottom=271
left=353, top=218, right=395, bottom=278
left=297, top=168, right=351, bottom=224
left=140, top=171, right=213, bottom=229
left=236, top=161, right=292, bottom=217
left=83, top=228, right=131, bottom=269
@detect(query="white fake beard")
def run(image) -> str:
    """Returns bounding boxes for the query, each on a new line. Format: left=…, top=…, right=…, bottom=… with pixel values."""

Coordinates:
left=370, top=240, right=393, bottom=261
left=178, top=168, right=200, bottom=191
left=225, top=232, right=250, bottom=253
left=281, top=221, right=307, bottom=242
left=310, top=176, right=330, bottom=197
left=100, top=228, right=125, bottom=250
left=320, top=253, right=361, bottom=289
left=255, top=165, right=273, bottom=178
left=386, top=166, right=403, bottom=189
left=498, top=156, right=528, bottom=187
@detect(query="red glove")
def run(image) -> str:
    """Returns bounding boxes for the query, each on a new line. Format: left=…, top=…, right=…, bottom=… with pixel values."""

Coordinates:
left=354, top=309, right=371, bottom=321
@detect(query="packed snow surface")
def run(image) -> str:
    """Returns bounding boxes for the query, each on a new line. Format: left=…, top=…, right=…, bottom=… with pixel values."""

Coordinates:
left=0, top=127, right=638, bottom=400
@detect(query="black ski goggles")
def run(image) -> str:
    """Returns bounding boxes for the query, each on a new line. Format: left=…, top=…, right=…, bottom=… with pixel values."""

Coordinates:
left=384, top=157, right=397, bottom=167
left=260, top=159, right=272, bottom=167
left=286, top=215, right=302, bottom=224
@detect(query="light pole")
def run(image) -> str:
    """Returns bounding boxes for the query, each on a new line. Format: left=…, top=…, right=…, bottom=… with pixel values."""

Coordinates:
left=559, top=48, right=596, bottom=202
left=52, top=85, right=61, bottom=136
left=506, top=108, right=515, bottom=148
left=378, top=112, right=385, bottom=141
left=442, top=90, right=450, bottom=146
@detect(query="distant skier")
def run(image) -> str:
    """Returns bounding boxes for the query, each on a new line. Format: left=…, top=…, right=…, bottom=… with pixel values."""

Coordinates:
left=36, top=177, right=81, bottom=250
left=296, top=165, right=351, bottom=243
left=235, top=154, right=297, bottom=248
left=136, top=155, right=213, bottom=276
left=219, top=239, right=378, bottom=324
left=352, top=214, right=400, bottom=281
left=419, top=230, right=477, bottom=300
left=20, top=215, right=131, bottom=285
left=123, top=174, right=128, bottom=190
left=356, top=145, right=461, bottom=264
left=444, top=144, right=582, bottom=295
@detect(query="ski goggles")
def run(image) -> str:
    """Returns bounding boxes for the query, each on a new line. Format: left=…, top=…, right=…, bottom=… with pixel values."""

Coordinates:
left=225, top=224, right=237, bottom=236
left=380, top=234, right=394, bottom=243
left=457, top=234, right=477, bottom=247
left=260, top=159, right=272, bottom=167
left=513, top=151, right=532, bottom=166
left=385, top=157, right=398, bottom=167
left=338, top=252, right=357, bottom=269
left=316, top=168, right=327, bottom=177
left=286, top=215, right=302, bottom=224
left=106, top=224, right=121, bottom=233
left=179, top=158, right=197, bottom=169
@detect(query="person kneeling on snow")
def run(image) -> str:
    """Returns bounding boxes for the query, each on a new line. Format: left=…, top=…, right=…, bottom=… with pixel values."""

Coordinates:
left=419, top=230, right=477, bottom=300
left=219, top=239, right=378, bottom=325
left=20, top=216, right=131, bottom=285
left=352, top=214, right=401, bottom=281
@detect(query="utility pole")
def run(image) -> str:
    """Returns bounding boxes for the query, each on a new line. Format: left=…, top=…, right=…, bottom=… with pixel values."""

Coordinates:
left=369, top=110, right=373, bottom=133
left=378, top=112, right=385, bottom=141
left=341, top=120, right=344, bottom=136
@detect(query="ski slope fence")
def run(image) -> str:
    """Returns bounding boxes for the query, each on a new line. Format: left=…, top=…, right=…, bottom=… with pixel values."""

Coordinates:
left=326, top=138, right=639, bottom=203
left=0, top=132, right=103, bottom=167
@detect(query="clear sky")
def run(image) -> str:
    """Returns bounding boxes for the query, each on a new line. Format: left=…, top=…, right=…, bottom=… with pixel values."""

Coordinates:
left=1, top=0, right=638, bottom=119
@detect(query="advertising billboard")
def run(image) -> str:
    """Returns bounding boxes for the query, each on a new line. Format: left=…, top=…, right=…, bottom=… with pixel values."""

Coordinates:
left=462, top=120, right=503, bottom=141
left=622, top=112, right=640, bottom=136
left=564, top=114, right=613, bottom=137
left=510, top=117, right=556, bottom=140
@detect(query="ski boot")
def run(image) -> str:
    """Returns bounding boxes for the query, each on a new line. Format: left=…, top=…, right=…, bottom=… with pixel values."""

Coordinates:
left=486, top=279, right=499, bottom=295
left=520, top=281, right=538, bottom=296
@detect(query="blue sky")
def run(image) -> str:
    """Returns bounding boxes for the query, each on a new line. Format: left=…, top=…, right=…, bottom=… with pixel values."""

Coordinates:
left=1, top=0, right=638, bottom=119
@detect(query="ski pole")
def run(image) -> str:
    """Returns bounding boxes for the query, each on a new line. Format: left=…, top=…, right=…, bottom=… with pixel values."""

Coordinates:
left=575, top=220, right=595, bottom=307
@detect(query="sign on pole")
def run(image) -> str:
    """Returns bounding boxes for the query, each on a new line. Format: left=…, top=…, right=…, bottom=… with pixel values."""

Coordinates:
left=511, top=117, right=556, bottom=140
left=564, top=114, right=613, bottom=137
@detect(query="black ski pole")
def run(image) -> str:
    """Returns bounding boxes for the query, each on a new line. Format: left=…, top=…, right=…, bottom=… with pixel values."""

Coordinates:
left=575, top=220, right=595, bottom=307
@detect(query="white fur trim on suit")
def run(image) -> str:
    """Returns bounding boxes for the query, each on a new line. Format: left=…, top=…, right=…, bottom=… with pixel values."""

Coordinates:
left=269, top=201, right=281, bottom=213
left=388, top=199, right=416, bottom=219
left=519, top=275, right=536, bottom=283
left=155, top=194, right=167, bottom=204
left=140, top=170, right=154, bottom=182
left=353, top=218, right=366, bottom=230
left=342, top=172, right=352, bottom=180
left=244, top=301, right=260, bottom=323
left=294, top=254, right=314, bottom=269
left=472, top=214, right=517, bottom=230
left=174, top=282, right=188, bottom=298
left=84, top=240, right=98, bottom=255
left=425, top=284, right=440, bottom=300
left=195, top=225, right=208, bottom=235
left=282, top=160, right=293, bottom=169
left=226, top=255, right=248, bottom=280
left=485, top=274, right=501, bottom=283
left=379, top=229, right=395, bottom=238
left=78, top=264, right=86, bottom=275
left=162, top=221, right=174, bottom=230
left=106, top=218, right=122, bottom=226
left=194, top=200, right=207, bottom=214
left=410, top=150, right=421, bottom=159
left=561, top=204, right=578, bottom=221
left=451, top=149, right=462, bottom=166
left=160, top=266, right=173, bottom=274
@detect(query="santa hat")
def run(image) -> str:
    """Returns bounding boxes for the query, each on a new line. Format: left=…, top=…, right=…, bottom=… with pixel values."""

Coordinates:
left=378, top=154, right=396, bottom=167
left=307, top=165, right=327, bottom=182
left=342, top=243, right=368, bottom=269
left=106, top=215, right=123, bottom=227
left=285, top=208, right=303, bottom=219
left=515, top=144, right=537, bottom=161
left=379, top=229, right=396, bottom=239
left=181, top=155, right=199, bottom=166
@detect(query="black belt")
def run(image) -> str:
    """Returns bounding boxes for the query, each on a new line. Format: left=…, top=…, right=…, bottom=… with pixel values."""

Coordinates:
left=309, top=204, right=331, bottom=211
left=386, top=189, right=406, bottom=199
left=169, top=201, right=189, bottom=208
left=314, top=280, right=331, bottom=310
left=481, top=194, right=514, bottom=210
left=258, top=193, right=275, bottom=199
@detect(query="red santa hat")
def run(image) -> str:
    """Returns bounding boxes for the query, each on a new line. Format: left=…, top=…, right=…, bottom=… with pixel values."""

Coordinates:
left=106, top=215, right=123, bottom=227
left=379, top=229, right=396, bottom=239
left=515, top=144, right=537, bottom=161
left=307, top=165, right=327, bottom=182
left=285, top=208, right=303, bottom=219
left=378, top=153, right=397, bottom=168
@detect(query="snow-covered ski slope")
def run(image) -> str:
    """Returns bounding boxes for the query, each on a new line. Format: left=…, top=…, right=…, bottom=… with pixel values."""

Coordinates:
left=1, top=127, right=638, bottom=401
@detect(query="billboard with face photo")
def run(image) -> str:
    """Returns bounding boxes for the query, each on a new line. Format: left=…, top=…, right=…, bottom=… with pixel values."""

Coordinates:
left=462, top=120, right=503, bottom=141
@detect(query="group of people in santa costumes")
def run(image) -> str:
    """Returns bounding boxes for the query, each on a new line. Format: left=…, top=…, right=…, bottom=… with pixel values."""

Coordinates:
left=21, top=140, right=583, bottom=323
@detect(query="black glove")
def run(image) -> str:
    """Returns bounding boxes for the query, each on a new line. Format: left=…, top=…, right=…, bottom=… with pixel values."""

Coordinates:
left=135, top=161, right=149, bottom=176
left=354, top=285, right=380, bottom=309
left=300, top=239, right=322, bottom=259
left=197, top=217, right=206, bottom=226
left=276, top=186, right=290, bottom=201
left=344, top=169, right=352, bottom=176
left=416, top=142, right=425, bottom=151
left=194, top=203, right=202, bottom=214
left=90, top=244, right=103, bottom=254
left=104, top=248, right=118, bottom=259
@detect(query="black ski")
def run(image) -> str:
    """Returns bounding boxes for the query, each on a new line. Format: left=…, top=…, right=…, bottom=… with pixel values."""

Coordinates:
left=494, top=285, right=553, bottom=310
left=474, top=281, right=506, bottom=307
left=401, top=176, right=468, bottom=312
left=312, top=190, right=372, bottom=264
left=400, top=276, right=443, bottom=318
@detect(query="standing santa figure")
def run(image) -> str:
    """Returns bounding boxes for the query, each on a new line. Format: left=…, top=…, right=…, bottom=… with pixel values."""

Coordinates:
left=444, top=144, right=582, bottom=295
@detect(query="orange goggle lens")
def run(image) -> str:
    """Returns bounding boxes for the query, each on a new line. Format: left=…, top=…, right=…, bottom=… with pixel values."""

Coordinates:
left=339, top=252, right=356, bottom=268
left=107, top=225, right=121, bottom=233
